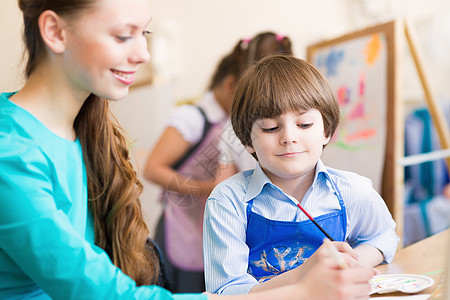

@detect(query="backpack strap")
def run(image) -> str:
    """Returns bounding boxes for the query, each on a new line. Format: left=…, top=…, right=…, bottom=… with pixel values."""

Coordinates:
left=172, top=106, right=212, bottom=170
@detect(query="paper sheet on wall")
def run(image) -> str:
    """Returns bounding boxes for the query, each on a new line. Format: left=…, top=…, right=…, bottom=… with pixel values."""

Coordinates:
left=311, top=33, right=388, bottom=192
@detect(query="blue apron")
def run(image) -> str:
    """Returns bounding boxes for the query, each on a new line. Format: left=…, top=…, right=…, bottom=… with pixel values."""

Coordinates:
left=245, top=176, right=347, bottom=282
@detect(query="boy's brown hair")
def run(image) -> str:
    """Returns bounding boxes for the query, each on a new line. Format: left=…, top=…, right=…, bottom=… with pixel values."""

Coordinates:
left=231, top=54, right=340, bottom=152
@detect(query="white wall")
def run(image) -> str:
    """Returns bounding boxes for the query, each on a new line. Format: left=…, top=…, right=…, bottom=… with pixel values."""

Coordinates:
left=148, top=0, right=353, bottom=100
left=147, top=0, right=450, bottom=102
left=0, top=1, right=25, bottom=92
left=1, top=0, right=449, bottom=236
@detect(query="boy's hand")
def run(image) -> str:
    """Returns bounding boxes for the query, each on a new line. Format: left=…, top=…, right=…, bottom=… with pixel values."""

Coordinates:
left=294, top=243, right=375, bottom=299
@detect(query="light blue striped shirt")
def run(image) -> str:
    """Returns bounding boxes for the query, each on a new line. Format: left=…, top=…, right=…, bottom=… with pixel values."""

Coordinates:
left=203, top=160, right=399, bottom=294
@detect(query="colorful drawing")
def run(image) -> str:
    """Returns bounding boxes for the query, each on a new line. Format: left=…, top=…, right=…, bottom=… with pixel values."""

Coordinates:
left=313, top=34, right=386, bottom=152
left=309, top=30, right=388, bottom=192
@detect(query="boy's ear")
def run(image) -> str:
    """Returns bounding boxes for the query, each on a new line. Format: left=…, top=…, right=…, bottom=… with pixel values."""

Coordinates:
left=323, top=135, right=331, bottom=146
left=245, top=144, right=255, bottom=155
left=38, top=10, right=67, bottom=54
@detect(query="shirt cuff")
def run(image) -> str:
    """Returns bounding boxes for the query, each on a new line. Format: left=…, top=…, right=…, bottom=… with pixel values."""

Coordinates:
left=358, top=231, right=400, bottom=263
left=217, top=282, right=257, bottom=295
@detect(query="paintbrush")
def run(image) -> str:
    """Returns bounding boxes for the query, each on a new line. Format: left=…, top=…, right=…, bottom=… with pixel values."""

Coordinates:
left=296, top=202, right=335, bottom=241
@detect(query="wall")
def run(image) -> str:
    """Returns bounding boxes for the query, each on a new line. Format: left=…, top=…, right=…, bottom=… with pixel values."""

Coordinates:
left=0, top=1, right=25, bottom=92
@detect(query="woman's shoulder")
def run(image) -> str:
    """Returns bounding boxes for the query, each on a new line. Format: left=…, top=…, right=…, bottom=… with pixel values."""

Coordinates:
left=0, top=107, right=49, bottom=169
left=1, top=93, right=44, bottom=143
left=0, top=129, right=45, bottom=167
left=0, top=107, right=36, bottom=145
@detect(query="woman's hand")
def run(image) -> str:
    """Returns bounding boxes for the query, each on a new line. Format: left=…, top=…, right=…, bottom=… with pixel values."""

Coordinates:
left=289, top=243, right=375, bottom=300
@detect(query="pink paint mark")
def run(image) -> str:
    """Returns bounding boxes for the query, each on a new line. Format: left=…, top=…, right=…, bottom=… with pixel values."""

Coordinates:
left=337, top=86, right=350, bottom=105
left=348, top=102, right=365, bottom=119
left=345, top=128, right=376, bottom=142
left=359, top=72, right=366, bottom=97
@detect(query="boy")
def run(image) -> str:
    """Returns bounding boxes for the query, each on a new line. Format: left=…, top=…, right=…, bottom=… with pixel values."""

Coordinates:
left=203, top=55, right=399, bottom=294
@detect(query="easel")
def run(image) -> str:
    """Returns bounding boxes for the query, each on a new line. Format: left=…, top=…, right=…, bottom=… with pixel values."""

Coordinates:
left=307, top=20, right=450, bottom=245
left=399, top=20, right=450, bottom=245
left=384, top=19, right=450, bottom=246
left=403, top=20, right=450, bottom=169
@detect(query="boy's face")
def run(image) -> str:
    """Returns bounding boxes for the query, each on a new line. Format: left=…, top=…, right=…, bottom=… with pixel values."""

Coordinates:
left=245, top=109, right=330, bottom=185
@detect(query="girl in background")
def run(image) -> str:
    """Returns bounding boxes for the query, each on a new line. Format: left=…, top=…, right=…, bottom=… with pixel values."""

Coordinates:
left=215, top=32, right=294, bottom=182
left=0, top=0, right=375, bottom=299
left=144, top=31, right=292, bottom=293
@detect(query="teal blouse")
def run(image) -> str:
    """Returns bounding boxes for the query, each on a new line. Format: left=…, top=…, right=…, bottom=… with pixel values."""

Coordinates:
left=0, top=92, right=206, bottom=300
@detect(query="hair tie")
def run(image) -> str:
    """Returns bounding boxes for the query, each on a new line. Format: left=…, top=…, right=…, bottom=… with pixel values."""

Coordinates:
left=241, top=38, right=251, bottom=50
left=276, top=34, right=285, bottom=42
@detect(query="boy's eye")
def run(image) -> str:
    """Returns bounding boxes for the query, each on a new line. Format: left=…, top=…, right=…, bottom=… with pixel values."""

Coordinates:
left=262, top=127, right=279, bottom=133
left=116, top=36, right=132, bottom=42
left=143, top=30, right=152, bottom=36
left=298, top=123, right=313, bottom=129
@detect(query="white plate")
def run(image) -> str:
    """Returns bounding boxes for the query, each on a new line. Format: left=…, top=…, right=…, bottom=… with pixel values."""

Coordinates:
left=369, top=274, right=435, bottom=294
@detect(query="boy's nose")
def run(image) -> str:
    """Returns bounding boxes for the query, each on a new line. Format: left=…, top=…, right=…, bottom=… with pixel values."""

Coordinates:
left=279, top=128, right=298, bottom=145
left=280, top=138, right=297, bottom=145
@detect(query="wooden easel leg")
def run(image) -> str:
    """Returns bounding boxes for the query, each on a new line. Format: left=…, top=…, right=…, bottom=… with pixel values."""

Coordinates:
left=404, top=19, right=450, bottom=172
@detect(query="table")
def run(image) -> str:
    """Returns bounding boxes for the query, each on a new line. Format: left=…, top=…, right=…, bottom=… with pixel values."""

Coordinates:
left=372, top=228, right=449, bottom=297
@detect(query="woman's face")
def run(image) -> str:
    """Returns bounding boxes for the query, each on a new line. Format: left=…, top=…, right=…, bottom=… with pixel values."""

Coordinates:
left=61, top=0, right=151, bottom=100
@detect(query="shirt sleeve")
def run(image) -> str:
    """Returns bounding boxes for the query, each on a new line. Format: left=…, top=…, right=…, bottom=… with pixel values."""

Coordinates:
left=0, top=139, right=206, bottom=300
left=166, top=105, right=205, bottom=144
left=342, top=174, right=399, bottom=263
left=203, top=188, right=258, bottom=295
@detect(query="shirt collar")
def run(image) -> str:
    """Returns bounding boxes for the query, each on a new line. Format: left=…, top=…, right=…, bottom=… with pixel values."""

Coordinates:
left=315, top=159, right=330, bottom=180
left=313, top=159, right=336, bottom=192
left=243, top=159, right=333, bottom=203
left=244, top=163, right=271, bottom=202
left=197, top=91, right=227, bottom=123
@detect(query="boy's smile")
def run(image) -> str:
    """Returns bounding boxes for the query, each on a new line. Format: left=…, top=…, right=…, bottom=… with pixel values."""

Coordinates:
left=276, top=151, right=305, bottom=158
left=245, top=109, right=331, bottom=191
